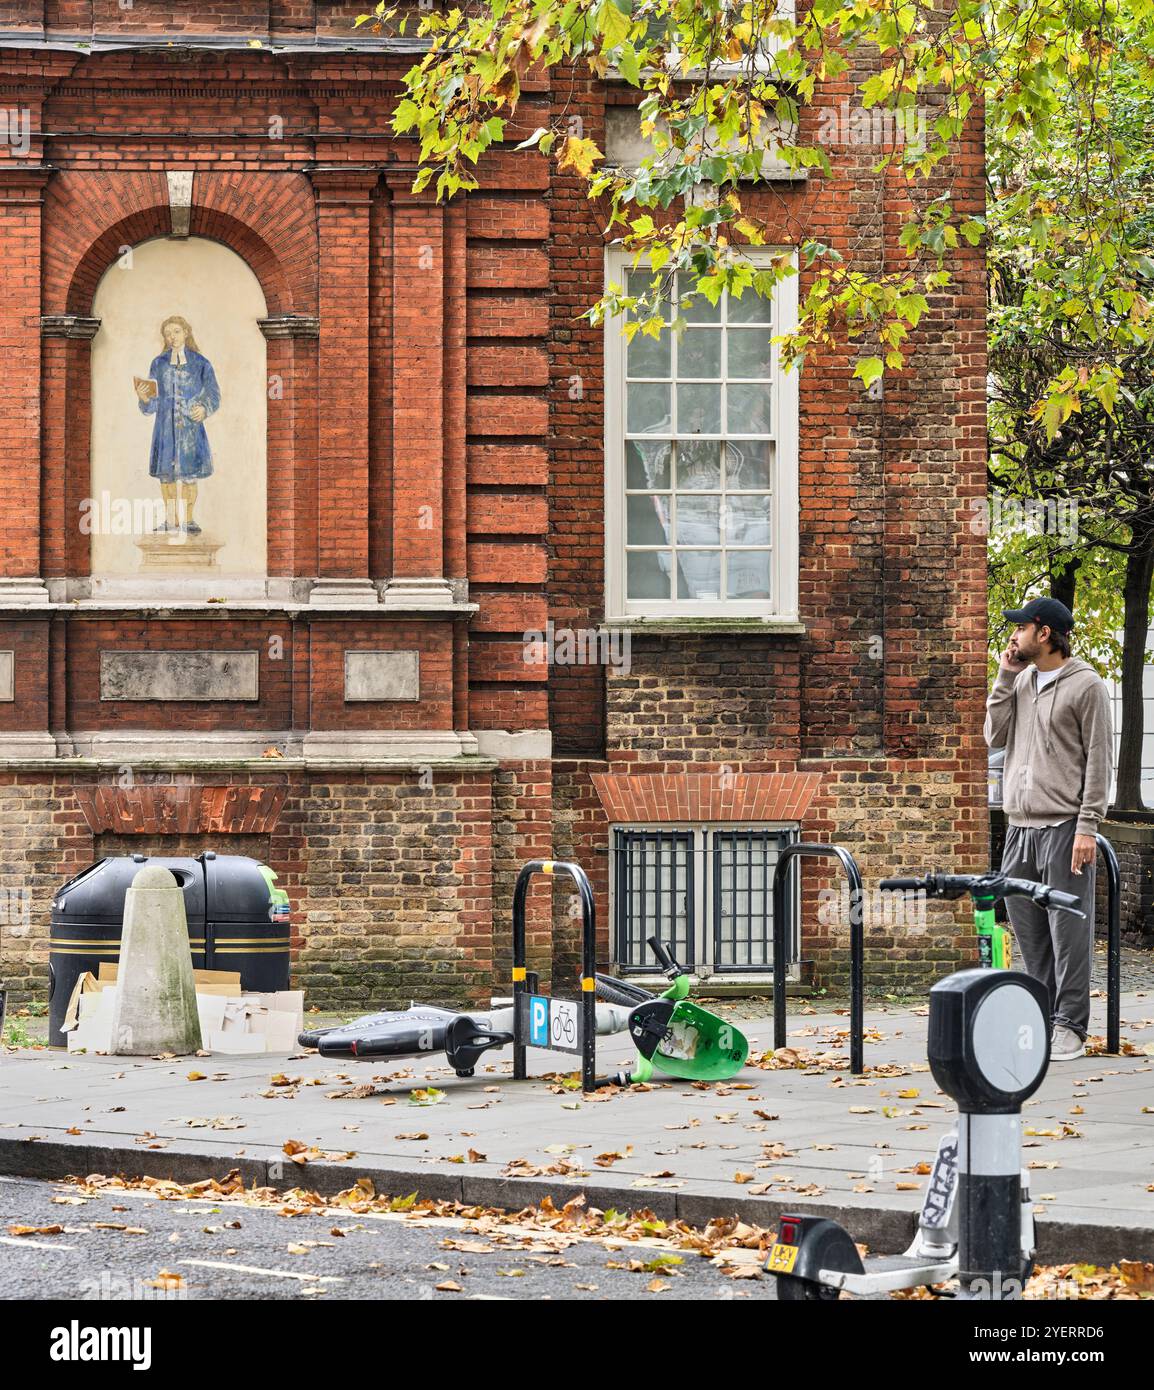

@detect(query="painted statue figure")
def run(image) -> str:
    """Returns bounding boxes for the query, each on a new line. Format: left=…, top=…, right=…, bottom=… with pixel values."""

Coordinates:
left=135, top=315, right=221, bottom=534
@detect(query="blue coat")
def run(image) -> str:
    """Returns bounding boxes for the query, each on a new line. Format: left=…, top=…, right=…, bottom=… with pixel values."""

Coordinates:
left=139, top=348, right=221, bottom=482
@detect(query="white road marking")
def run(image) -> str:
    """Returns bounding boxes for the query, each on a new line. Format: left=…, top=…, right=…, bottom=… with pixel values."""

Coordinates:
left=180, top=1259, right=344, bottom=1283
left=0, top=1236, right=78, bottom=1250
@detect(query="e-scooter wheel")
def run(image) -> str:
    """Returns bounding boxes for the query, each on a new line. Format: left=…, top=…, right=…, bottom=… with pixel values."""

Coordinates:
left=775, top=1275, right=839, bottom=1302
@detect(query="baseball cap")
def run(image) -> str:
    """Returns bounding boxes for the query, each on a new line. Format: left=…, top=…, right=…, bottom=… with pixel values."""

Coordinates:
left=1002, top=596, right=1074, bottom=635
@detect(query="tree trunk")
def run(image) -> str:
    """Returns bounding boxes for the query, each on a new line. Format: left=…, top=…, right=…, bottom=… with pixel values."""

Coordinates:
left=1051, top=553, right=1079, bottom=612
left=1115, top=530, right=1154, bottom=810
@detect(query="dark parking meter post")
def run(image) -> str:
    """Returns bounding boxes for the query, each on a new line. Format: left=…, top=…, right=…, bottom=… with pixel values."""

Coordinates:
left=511, top=860, right=598, bottom=1093
left=1095, top=834, right=1121, bottom=1055
left=929, top=969, right=1050, bottom=1298
left=772, top=843, right=865, bottom=1075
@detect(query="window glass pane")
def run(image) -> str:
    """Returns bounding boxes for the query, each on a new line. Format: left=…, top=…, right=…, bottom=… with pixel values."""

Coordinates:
left=726, top=495, right=771, bottom=545
left=628, top=493, right=671, bottom=546
left=727, top=288, right=773, bottom=324
left=727, top=551, right=772, bottom=599
left=675, top=276, right=721, bottom=322
left=628, top=328, right=671, bottom=379
left=678, top=382, right=721, bottom=434
left=627, top=439, right=672, bottom=490
left=726, top=440, right=773, bottom=490
left=628, top=381, right=671, bottom=434
left=627, top=270, right=669, bottom=316
left=676, top=440, right=722, bottom=490
left=677, top=551, right=723, bottom=600
left=727, top=328, right=773, bottom=379
left=676, top=495, right=721, bottom=546
left=679, top=327, right=722, bottom=379
left=727, top=383, right=772, bottom=435
left=627, top=550, right=672, bottom=600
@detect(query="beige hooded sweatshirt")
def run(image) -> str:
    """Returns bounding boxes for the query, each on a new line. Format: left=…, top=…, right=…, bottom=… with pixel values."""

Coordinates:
left=983, top=657, right=1114, bottom=836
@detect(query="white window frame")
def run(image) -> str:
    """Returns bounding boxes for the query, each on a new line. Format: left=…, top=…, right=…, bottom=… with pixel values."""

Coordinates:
left=609, top=822, right=801, bottom=982
left=604, top=246, right=799, bottom=621
left=641, top=1, right=798, bottom=76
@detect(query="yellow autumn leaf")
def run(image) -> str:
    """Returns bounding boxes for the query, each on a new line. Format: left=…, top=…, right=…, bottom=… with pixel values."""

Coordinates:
left=558, top=135, right=603, bottom=178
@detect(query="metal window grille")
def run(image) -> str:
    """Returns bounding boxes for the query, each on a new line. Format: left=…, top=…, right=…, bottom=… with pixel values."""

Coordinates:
left=712, top=828, right=789, bottom=971
left=612, top=826, right=797, bottom=975
left=612, top=829, right=694, bottom=971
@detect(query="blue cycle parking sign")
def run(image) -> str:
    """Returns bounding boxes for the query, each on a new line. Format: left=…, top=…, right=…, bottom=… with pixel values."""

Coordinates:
left=519, top=991, right=583, bottom=1055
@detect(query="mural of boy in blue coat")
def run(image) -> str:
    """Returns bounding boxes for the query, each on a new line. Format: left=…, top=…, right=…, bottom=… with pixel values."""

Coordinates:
left=135, top=315, right=221, bottom=534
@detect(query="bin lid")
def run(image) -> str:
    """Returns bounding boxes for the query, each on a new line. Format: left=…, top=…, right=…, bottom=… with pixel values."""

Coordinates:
left=51, top=856, right=206, bottom=924
left=202, top=853, right=283, bottom=922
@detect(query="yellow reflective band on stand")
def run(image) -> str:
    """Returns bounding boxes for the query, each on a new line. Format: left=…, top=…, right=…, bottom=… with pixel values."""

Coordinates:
left=512, top=967, right=527, bottom=982
left=542, top=861, right=554, bottom=874
left=581, top=977, right=596, bottom=992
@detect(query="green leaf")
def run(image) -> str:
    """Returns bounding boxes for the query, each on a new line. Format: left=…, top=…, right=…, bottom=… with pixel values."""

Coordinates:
left=854, top=357, right=885, bottom=388
left=599, top=0, right=631, bottom=49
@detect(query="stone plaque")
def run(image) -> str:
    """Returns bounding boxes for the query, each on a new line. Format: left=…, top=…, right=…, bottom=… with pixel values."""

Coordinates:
left=344, top=650, right=420, bottom=702
left=0, top=651, right=13, bottom=702
left=100, top=651, right=260, bottom=702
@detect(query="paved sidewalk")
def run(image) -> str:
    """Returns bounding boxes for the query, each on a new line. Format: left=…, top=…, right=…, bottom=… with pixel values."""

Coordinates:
left=3, top=988, right=1152, bottom=1264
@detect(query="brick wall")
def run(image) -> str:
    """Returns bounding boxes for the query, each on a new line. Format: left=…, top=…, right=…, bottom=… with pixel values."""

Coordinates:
left=0, top=770, right=495, bottom=1009
left=0, top=11, right=990, bottom=1010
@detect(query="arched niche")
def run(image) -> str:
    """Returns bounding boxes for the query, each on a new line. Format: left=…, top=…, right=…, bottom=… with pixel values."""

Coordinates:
left=88, top=237, right=268, bottom=594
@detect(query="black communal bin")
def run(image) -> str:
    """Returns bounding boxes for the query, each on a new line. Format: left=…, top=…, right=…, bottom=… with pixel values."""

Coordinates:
left=48, top=851, right=290, bottom=1048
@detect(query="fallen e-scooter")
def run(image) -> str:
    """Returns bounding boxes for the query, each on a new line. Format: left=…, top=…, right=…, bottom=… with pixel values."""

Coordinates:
left=299, top=999, right=633, bottom=1077
left=765, top=870, right=1082, bottom=1301
left=299, top=937, right=749, bottom=1084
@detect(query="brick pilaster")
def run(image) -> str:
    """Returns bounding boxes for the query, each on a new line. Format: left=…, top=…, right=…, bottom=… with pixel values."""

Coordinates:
left=0, top=167, right=51, bottom=583
left=382, top=173, right=455, bottom=609
left=309, top=166, right=379, bottom=596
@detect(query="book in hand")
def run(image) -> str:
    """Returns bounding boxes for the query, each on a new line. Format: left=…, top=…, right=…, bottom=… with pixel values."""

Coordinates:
left=133, top=376, right=158, bottom=400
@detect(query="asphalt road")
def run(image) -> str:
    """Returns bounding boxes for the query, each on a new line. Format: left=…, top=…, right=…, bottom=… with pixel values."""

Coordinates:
left=0, top=1175, right=777, bottom=1301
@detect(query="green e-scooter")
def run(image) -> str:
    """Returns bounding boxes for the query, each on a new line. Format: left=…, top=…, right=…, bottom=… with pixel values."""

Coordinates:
left=593, top=937, right=749, bottom=1085
left=880, top=869, right=1085, bottom=969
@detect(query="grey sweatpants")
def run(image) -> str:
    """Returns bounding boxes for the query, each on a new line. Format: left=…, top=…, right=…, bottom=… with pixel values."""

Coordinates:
left=1000, top=818, right=1095, bottom=1040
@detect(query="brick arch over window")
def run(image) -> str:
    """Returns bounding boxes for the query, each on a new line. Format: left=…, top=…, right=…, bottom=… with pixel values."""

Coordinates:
left=590, top=771, right=824, bottom=824
left=41, top=171, right=320, bottom=580
left=44, top=170, right=318, bottom=318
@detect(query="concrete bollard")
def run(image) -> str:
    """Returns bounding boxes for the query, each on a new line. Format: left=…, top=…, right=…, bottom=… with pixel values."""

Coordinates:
left=110, top=865, right=202, bottom=1056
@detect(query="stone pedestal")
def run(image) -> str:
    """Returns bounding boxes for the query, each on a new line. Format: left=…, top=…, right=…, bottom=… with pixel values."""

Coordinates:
left=135, top=532, right=223, bottom=572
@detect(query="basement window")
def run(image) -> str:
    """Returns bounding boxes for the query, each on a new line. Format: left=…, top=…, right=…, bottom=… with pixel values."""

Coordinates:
left=611, top=824, right=799, bottom=977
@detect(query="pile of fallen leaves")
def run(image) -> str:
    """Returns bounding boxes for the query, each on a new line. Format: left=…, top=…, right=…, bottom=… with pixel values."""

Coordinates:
left=894, top=1261, right=1154, bottom=1301
left=21, top=1170, right=1154, bottom=1297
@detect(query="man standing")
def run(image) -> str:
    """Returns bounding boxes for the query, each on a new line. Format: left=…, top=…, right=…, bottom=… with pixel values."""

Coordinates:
left=984, top=597, right=1114, bottom=1060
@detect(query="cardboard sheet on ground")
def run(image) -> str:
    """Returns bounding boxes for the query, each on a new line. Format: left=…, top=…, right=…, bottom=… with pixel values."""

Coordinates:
left=62, top=972, right=303, bottom=1055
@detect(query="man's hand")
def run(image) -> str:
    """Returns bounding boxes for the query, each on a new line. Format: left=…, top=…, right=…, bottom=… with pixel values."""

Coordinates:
left=1071, top=834, right=1097, bottom=875
left=188, top=404, right=207, bottom=423
left=999, top=643, right=1027, bottom=673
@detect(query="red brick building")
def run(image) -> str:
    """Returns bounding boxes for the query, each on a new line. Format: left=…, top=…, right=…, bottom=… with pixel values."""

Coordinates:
left=0, top=1, right=988, bottom=1010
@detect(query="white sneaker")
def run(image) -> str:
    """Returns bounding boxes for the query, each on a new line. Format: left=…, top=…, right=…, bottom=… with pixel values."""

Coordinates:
left=1051, top=1025, right=1085, bottom=1061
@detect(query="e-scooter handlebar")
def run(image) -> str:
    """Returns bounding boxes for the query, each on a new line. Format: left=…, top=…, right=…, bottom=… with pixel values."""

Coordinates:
left=1001, top=876, right=1084, bottom=914
left=647, top=936, right=684, bottom=977
left=880, top=872, right=1085, bottom=917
